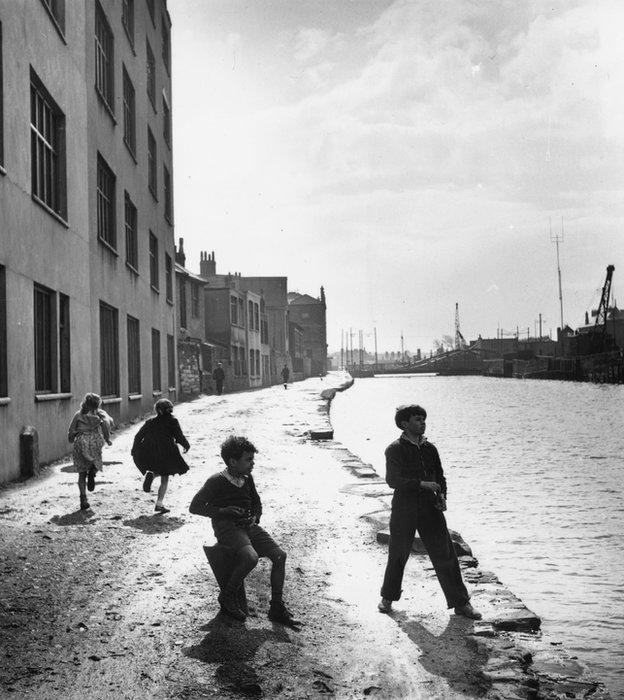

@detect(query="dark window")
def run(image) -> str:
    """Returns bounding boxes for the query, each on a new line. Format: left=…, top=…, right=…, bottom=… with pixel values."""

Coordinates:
left=95, top=1, right=114, bottom=110
left=124, top=192, right=138, bottom=270
left=59, top=293, right=70, bottom=392
left=164, top=164, right=172, bottom=223
left=167, top=333, right=175, bottom=388
left=122, top=66, right=136, bottom=155
left=230, top=295, right=238, bottom=325
left=191, top=284, right=199, bottom=318
left=240, top=347, right=247, bottom=375
left=162, top=98, right=171, bottom=148
left=127, top=315, right=141, bottom=394
left=147, top=128, right=157, bottom=197
left=122, top=0, right=134, bottom=47
left=256, top=349, right=261, bottom=376
left=97, top=153, right=116, bottom=248
left=165, top=253, right=173, bottom=302
left=254, top=303, right=259, bottom=332
left=0, top=22, right=4, bottom=168
left=100, top=301, right=119, bottom=396
left=30, top=69, right=66, bottom=218
left=149, top=231, right=158, bottom=290
left=146, top=0, right=155, bottom=25
left=151, top=328, right=161, bottom=392
left=238, top=298, right=244, bottom=326
left=34, top=285, right=55, bottom=392
left=179, top=278, right=187, bottom=328
left=261, top=318, right=268, bottom=344
left=146, top=39, right=155, bottom=108
left=0, top=266, right=7, bottom=397
left=40, top=0, right=65, bottom=34
left=249, top=349, right=254, bottom=376
left=161, top=16, right=171, bottom=73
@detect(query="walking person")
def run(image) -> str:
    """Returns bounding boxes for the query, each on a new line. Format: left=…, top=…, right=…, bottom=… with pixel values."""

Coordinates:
left=378, top=404, right=481, bottom=619
left=67, top=393, right=113, bottom=511
left=190, top=435, right=300, bottom=627
left=212, top=362, right=225, bottom=396
left=281, top=365, right=290, bottom=389
left=131, top=399, right=191, bottom=514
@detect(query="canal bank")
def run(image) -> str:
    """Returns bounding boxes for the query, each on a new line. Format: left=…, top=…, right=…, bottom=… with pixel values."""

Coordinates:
left=0, top=372, right=611, bottom=698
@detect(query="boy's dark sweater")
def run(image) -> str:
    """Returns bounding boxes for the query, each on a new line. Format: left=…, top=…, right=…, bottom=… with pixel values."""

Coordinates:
left=189, top=473, right=262, bottom=521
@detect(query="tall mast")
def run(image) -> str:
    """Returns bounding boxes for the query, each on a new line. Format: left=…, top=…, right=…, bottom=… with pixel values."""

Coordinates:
left=550, top=217, right=565, bottom=330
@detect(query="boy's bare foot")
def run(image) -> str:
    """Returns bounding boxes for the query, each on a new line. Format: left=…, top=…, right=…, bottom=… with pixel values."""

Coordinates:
left=80, top=496, right=90, bottom=511
left=218, top=592, right=246, bottom=621
left=268, top=600, right=300, bottom=628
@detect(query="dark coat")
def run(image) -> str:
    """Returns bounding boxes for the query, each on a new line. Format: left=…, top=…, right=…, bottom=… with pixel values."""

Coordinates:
left=212, top=367, right=225, bottom=381
left=131, top=414, right=190, bottom=476
left=384, top=435, right=447, bottom=503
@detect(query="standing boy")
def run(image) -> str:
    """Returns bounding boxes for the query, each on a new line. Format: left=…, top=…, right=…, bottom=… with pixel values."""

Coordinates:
left=378, top=404, right=481, bottom=619
left=190, top=436, right=299, bottom=626
left=212, top=362, right=225, bottom=396
left=281, top=365, right=290, bottom=389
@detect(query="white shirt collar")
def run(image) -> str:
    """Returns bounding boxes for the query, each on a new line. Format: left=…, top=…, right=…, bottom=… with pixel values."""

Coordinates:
left=401, top=432, right=427, bottom=447
left=221, top=469, right=246, bottom=488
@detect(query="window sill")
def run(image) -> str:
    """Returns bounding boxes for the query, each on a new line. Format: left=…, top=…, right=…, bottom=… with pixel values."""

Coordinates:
left=152, top=390, right=162, bottom=397
left=126, top=261, right=139, bottom=276
left=0, top=397, right=11, bottom=406
left=32, top=195, right=69, bottom=228
left=0, top=165, right=6, bottom=177
left=168, top=387, right=176, bottom=393
left=95, top=88, right=117, bottom=125
left=124, top=140, right=137, bottom=163
left=123, top=25, right=136, bottom=54
left=128, top=393, right=142, bottom=401
left=98, top=236, right=119, bottom=256
left=150, top=284, right=160, bottom=294
left=102, top=396, right=122, bottom=405
left=166, top=297, right=173, bottom=306
left=35, top=392, right=72, bottom=402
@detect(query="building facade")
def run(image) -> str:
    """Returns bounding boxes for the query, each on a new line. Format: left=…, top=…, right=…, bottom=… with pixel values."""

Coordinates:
left=287, top=288, right=328, bottom=376
left=0, top=0, right=176, bottom=482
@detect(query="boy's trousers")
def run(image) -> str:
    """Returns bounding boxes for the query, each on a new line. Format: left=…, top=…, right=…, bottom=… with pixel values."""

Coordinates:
left=380, top=495, right=470, bottom=607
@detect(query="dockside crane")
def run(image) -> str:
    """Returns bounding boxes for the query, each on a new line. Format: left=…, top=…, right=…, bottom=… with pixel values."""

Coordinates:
left=455, top=302, right=467, bottom=350
left=592, top=265, right=615, bottom=349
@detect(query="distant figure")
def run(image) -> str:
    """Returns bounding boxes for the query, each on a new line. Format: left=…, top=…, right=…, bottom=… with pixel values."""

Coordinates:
left=212, top=362, right=225, bottom=396
left=190, top=436, right=300, bottom=627
left=67, top=393, right=113, bottom=511
left=378, top=404, right=481, bottom=620
left=131, top=399, right=190, bottom=514
left=281, top=365, right=290, bottom=389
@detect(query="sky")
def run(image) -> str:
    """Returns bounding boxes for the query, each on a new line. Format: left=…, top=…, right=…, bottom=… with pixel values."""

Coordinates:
left=169, top=0, right=624, bottom=353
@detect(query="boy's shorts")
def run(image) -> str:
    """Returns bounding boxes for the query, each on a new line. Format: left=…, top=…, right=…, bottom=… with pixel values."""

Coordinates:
left=212, top=520, right=281, bottom=557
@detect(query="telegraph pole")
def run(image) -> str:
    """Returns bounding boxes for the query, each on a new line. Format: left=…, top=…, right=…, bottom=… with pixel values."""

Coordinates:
left=550, top=217, right=565, bottom=331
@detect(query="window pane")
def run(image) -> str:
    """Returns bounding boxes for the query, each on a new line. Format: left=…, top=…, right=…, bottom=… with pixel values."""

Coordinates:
left=151, top=328, right=161, bottom=391
left=127, top=315, right=141, bottom=394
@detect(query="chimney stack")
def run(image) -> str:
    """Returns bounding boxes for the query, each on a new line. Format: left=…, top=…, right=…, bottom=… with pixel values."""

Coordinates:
left=175, top=237, right=186, bottom=267
left=200, top=250, right=216, bottom=277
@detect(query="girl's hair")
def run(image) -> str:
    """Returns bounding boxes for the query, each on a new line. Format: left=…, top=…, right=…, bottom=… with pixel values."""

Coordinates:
left=154, top=398, right=174, bottom=415
left=81, top=393, right=102, bottom=414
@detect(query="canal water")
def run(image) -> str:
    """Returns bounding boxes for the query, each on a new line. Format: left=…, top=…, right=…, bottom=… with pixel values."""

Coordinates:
left=330, top=375, right=624, bottom=696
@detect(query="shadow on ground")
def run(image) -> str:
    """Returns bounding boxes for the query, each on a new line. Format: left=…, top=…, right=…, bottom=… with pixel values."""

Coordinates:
left=184, top=614, right=292, bottom=697
left=122, top=515, right=186, bottom=533
left=49, top=510, right=98, bottom=526
left=395, top=613, right=490, bottom=696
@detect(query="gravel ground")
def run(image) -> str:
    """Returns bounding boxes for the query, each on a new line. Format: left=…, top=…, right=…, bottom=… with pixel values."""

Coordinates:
left=0, top=374, right=606, bottom=699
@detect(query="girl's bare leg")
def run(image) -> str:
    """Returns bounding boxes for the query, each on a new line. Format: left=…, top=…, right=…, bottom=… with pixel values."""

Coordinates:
left=156, top=475, right=169, bottom=507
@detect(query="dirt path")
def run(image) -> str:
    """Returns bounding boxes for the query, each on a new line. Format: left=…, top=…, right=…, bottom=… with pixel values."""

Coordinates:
left=0, top=375, right=601, bottom=699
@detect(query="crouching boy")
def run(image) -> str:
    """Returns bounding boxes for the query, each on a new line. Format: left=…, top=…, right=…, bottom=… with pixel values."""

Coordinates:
left=190, top=435, right=299, bottom=626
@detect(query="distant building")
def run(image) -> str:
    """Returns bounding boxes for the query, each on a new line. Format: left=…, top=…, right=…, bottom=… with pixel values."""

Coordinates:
left=287, top=288, right=328, bottom=375
left=0, top=1, right=175, bottom=482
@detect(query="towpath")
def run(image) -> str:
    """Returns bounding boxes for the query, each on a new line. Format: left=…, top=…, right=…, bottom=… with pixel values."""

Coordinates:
left=0, top=374, right=608, bottom=699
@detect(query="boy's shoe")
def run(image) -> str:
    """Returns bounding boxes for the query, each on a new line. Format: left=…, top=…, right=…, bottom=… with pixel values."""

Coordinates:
left=80, top=496, right=90, bottom=511
left=378, top=598, right=393, bottom=614
left=143, top=472, right=154, bottom=492
left=218, top=592, right=246, bottom=621
left=268, top=600, right=300, bottom=627
left=87, top=467, right=96, bottom=492
left=154, top=504, right=170, bottom=514
left=454, top=602, right=482, bottom=620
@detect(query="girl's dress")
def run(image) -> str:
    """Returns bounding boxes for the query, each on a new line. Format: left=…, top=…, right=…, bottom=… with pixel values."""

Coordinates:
left=67, top=409, right=112, bottom=473
left=131, top=413, right=190, bottom=476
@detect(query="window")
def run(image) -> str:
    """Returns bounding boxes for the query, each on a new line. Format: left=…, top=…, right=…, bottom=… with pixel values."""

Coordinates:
left=162, top=97, right=171, bottom=148
left=0, top=22, right=4, bottom=169
left=179, top=278, right=187, bottom=328
left=240, top=347, right=247, bottom=375
left=167, top=334, right=175, bottom=388
left=122, top=67, right=136, bottom=155
left=256, top=349, right=261, bottom=377
left=59, top=293, right=70, bottom=393
left=254, top=304, right=259, bottom=332
left=230, top=296, right=238, bottom=325
left=161, top=16, right=171, bottom=74
left=261, top=318, right=268, bottom=344
left=122, top=0, right=134, bottom=47
left=248, top=301, right=254, bottom=330
left=249, top=349, right=254, bottom=376
left=100, top=301, right=119, bottom=397
left=231, top=345, right=240, bottom=375
left=164, top=165, right=172, bottom=223
left=146, top=0, right=155, bottom=25
left=40, top=0, right=65, bottom=34
left=238, top=298, right=244, bottom=326
left=151, top=328, right=161, bottom=392
left=165, top=253, right=173, bottom=302
left=95, top=2, right=114, bottom=111
left=127, top=315, right=141, bottom=394
left=30, top=69, right=66, bottom=219
left=34, top=285, right=54, bottom=392
left=0, top=266, right=7, bottom=397
left=147, top=128, right=157, bottom=197
left=146, top=39, right=155, bottom=108
left=124, top=192, right=138, bottom=271
left=149, top=231, right=158, bottom=291
left=191, top=284, right=199, bottom=318
left=97, top=153, right=116, bottom=248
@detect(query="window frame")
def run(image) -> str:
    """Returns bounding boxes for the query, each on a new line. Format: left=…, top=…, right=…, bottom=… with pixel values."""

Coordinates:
left=124, top=191, right=138, bottom=272
left=161, top=15, right=171, bottom=75
left=122, top=66, right=136, bottom=156
left=147, top=127, right=157, bottom=198
left=100, top=301, right=119, bottom=398
left=34, top=284, right=56, bottom=393
left=191, top=283, right=200, bottom=318
left=162, top=96, right=171, bottom=149
left=95, top=1, right=115, bottom=114
left=39, top=0, right=66, bottom=39
left=167, top=333, right=175, bottom=389
left=179, top=277, right=187, bottom=329
left=122, top=0, right=134, bottom=49
left=149, top=231, right=159, bottom=292
left=151, top=328, right=161, bottom=393
left=146, top=39, right=156, bottom=110
left=127, top=314, right=141, bottom=395
left=0, top=266, right=8, bottom=397
left=96, top=152, right=117, bottom=251
left=0, top=21, right=4, bottom=171
left=163, top=164, right=172, bottom=223
left=165, top=253, right=173, bottom=304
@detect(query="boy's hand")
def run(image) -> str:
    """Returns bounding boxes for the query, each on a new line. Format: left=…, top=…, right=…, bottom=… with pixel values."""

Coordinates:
left=220, top=506, right=246, bottom=517
left=420, top=481, right=439, bottom=494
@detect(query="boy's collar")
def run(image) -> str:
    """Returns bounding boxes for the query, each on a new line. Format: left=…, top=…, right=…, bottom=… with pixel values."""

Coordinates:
left=401, top=432, right=427, bottom=446
left=221, top=468, right=247, bottom=486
